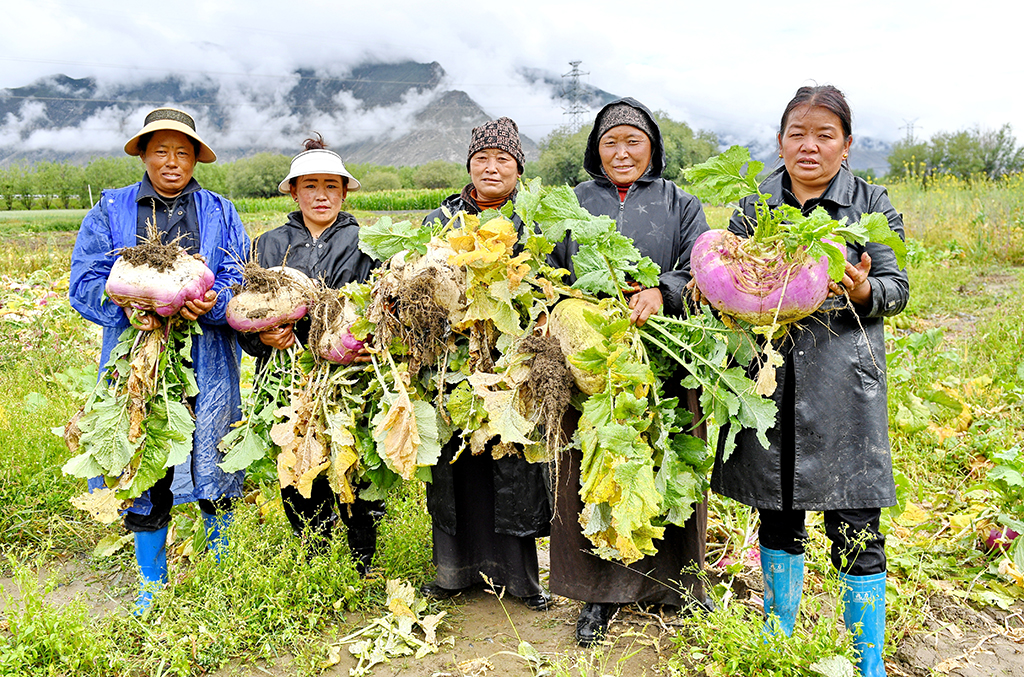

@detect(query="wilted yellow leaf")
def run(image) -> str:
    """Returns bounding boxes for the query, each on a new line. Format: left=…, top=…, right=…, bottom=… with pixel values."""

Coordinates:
left=373, top=388, right=420, bottom=481
left=270, top=420, right=296, bottom=447
left=70, top=488, right=125, bottom=524
left=896, top=501, right=930, bottom=526
left=949, top=512, right=977, bottom=532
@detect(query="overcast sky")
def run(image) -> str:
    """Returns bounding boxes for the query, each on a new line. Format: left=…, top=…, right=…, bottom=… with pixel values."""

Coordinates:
left=2, top=0, right=1021, bottom=150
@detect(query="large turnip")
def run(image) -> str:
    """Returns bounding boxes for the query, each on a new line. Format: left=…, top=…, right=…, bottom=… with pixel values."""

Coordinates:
left=546, top=298, right=608, bottom=395
left=106, top=245, right=214, bottom=317
left=691, top=229, right=843, bottom=326
left=226, top=264, right=313, bottom=333
left=309, top=288, right=369, bottom=365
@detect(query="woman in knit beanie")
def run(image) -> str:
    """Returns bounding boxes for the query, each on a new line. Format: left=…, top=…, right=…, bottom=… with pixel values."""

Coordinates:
left=419, top=118, right=552, bottom=613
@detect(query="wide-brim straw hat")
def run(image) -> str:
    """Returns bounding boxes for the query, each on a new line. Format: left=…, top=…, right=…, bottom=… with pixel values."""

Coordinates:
left=123, top=108, right=217, bottom=163
left=278, top=149, right=361, bottom=193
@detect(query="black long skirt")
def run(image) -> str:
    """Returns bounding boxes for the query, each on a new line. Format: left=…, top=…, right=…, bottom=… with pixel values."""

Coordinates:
left=431, top=451, right=543, bottom=599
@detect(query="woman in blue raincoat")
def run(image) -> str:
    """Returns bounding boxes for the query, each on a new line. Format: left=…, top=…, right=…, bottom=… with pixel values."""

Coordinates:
left=69, top=108, right=249, bottom=613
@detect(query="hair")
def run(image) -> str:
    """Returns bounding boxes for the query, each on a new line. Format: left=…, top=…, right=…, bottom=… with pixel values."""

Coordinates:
left=290, top=132, right=348, bottom=189
left=779, top=85, right=853, bottom=140
left=137, top=131, right=201, bottom=157
left=302, top=132, right=328, bottom=151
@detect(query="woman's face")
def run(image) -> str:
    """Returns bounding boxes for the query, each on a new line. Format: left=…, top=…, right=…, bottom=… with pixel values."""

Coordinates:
left=290, top=173, right=347, bottom=231
left=141, top=130, right=196, bottom=197
left=598, top=125, right=652, bottom=185
left=778, top=104, right=852, bottom=201
left=469, top=148, right=520, bottom=201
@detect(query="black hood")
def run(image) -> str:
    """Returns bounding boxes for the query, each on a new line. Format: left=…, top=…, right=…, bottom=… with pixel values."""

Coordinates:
left=582, top=97, right=666, bottom=183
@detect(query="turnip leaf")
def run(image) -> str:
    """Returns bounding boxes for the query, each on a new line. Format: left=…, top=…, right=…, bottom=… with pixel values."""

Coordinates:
left=358, top=216, right=431, bottom=261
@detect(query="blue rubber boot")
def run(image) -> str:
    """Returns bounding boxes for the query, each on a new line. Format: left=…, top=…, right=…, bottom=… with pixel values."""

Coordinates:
left=133, top=527, right=168, bottom=616
left=202, top=511, right=232, bottom=563
left=760, top=546, right=804, bottom=637
left=841, top=572, right=887, bottom=676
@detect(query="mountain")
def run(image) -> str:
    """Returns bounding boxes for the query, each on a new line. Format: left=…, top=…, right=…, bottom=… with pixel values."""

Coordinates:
left=0, top=62, right=538, bottom=167
left=0, top=62, right=892, bottom=174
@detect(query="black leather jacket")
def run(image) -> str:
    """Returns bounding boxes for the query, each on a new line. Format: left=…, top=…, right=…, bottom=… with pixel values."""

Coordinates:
left=711, top=165, right=910, bottom=510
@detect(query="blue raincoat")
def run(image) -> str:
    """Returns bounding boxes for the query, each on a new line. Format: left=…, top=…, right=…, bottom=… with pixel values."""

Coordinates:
left=69, top=183, right=250, bottom=512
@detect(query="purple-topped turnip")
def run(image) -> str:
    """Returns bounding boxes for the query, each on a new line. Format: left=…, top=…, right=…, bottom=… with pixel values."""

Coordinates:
left=226, top=264, right=313, bottom=333
left=691, top=229, right=844, bottom=326
left=106, top=244, right=214, bottom=317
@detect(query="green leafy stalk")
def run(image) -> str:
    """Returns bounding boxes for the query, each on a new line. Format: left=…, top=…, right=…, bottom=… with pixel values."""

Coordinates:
left=63, top=318, right=203, bottom=510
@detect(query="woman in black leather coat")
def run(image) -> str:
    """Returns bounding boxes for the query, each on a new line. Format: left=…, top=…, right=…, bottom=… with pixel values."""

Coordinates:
left=711, top=85, right=908, bottom=677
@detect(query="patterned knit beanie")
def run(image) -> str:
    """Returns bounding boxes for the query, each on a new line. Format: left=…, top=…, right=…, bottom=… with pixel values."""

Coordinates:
left=595, top=103, right=656, bottom=143
left=466, top=117, right=525, bottom=172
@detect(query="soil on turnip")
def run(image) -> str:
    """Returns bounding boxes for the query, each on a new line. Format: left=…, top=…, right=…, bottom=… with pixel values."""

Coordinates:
left=116, top=239, right=188, bottom=272
left=307, top=285, right=346, bottom=355
left=519, top=334, right=573, bottom=451
left=387, top=269, right=450, bottom=367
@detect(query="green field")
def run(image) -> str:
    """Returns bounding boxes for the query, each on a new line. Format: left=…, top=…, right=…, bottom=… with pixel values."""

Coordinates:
left=1, top=179, right=1023, bottom=675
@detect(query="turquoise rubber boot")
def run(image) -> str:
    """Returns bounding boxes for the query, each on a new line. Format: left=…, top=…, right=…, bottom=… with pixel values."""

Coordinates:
left=760, top=546, right=804, bottom=637
left=841, top=572, right=887, bottom=676
left=202, top=511, right=232, bottom=563
left=133, top=527, right=168, bottom=616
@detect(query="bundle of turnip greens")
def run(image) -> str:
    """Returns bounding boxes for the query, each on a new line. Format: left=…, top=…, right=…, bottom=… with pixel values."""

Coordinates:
left=62, top=319, right=200, bottom=524
left=218, top=179, right=777, bottom=564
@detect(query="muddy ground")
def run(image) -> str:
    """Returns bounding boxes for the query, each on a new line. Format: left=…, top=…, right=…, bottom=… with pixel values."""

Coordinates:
left=3, top=542, right=1023, bottom=676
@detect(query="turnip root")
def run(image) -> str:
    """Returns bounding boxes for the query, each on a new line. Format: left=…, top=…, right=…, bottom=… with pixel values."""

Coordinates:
left=106, top=244, right=214, bottom=317
left=389, top=241, right=467, bottom=321
left=366, top=239, right=467, bottom=370
left=982, top=526, right=1020, bottom=554
left=546, top=298, right=607, bottom=395
left=691, top=229, right=845, bottom=326
left=226, top=264, right=313, bottom=333
left=309, top=288, right=369, bottom=364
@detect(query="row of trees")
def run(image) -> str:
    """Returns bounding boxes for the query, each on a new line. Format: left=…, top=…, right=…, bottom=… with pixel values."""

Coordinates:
left=887, top=124, right=1024, bottom=182
left=0, top=110, right=720, bottom=210
left=0, top=155, right=473, bottom=210
left=16, top=115, right=1015, bottom=209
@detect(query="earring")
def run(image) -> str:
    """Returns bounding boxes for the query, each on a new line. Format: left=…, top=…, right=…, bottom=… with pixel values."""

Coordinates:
left=778, top=153, right=783, bottom=158
left=843, top=153, right=848, bottom=159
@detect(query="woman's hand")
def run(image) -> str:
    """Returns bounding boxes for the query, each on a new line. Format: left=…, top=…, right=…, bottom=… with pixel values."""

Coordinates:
left=828, top=252, right=872, bottom=306
left=129, top=310, right=162, bottom=332
left=259, top=324, right=296, bottom=350
left=181, top=291, right=218, bottom=321
left=625, top=285, right=662, bottom=326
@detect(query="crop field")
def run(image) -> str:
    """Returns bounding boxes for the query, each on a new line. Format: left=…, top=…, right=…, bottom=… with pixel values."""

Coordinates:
left=0, top=178, right=1022, bottom=676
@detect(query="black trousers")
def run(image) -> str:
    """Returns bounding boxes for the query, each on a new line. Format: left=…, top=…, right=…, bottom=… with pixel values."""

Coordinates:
left=755, top=352, right=887, bottom=577
left=280, top=475, right=385, bottom=538
left=758, top=507, right=886, bottom=576
left=124, top=467, right=234, bottom=533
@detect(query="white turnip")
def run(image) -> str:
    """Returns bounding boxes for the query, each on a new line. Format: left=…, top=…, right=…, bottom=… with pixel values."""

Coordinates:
left=546, top=298, right=607, bottom=395
left=226, top=264, right=313, bottom=333
left=389, top=241, right=467, bottom=321
left=309, top=290, right=369, bottom=365
left=106, top=246, right=214, bottom=317
left=691, top=229, right=843, bottom=327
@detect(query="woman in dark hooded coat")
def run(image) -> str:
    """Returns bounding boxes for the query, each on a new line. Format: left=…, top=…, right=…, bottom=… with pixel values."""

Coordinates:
left=547, top=98, right=713, bottom=646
